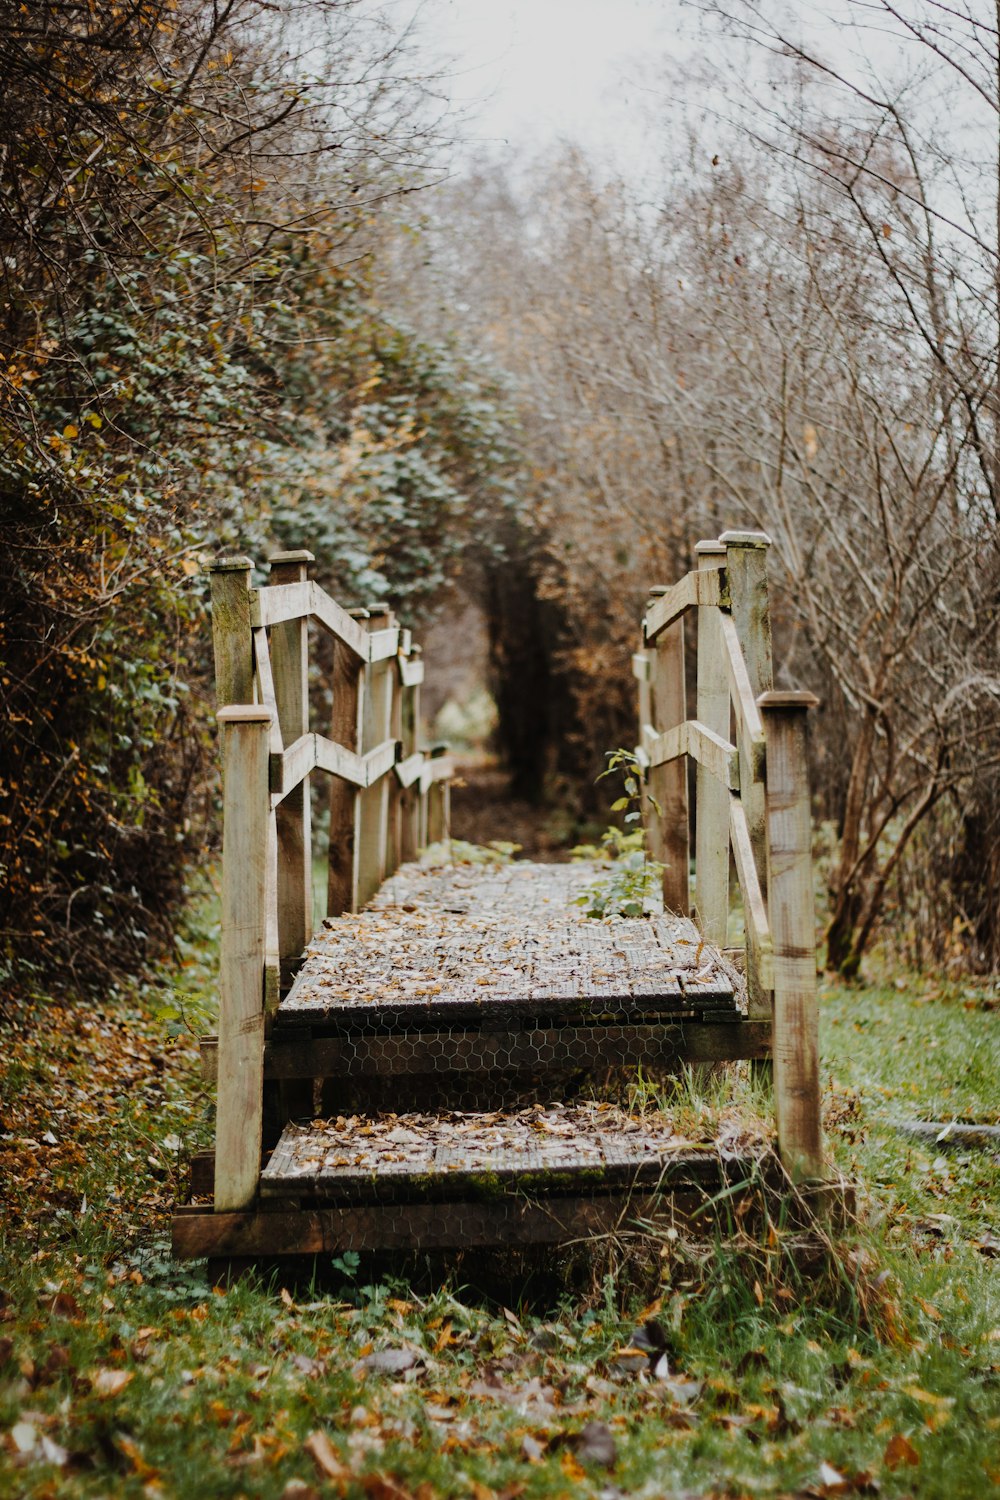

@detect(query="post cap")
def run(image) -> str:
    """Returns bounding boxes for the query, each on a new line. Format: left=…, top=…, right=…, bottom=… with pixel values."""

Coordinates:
left=694, top=539, right=727, bottom=557
left=719, top=530, right=772, bottom=548
left=268, top=549, right=315, bottom=567
left=210, top=554, right=254, bottom=573
left=647, top=585, right=669, bottom=597
left=218, top=705, right=273, bottom=724
left=366, top=600, right=392, bottom=619
left=348, top=607, right=371, bottom=620
left=409, top=644, right=423, bottom=657
left=757, top=690, right=820, bottom=712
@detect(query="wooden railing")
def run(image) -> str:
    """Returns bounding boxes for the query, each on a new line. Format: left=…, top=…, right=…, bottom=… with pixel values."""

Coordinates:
left=209, top=551, right=452, bottom=1210
left=635, top=531, right=823, bottom=1181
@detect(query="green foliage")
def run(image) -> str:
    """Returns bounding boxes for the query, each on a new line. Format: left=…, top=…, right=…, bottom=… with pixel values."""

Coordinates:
left=572, top=749, right=664, bottom=917
left=0, top=2, right=523, bottom=995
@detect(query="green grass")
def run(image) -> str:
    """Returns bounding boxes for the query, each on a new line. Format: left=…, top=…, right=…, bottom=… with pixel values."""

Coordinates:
left=1, top=948, right=999, bottom=1496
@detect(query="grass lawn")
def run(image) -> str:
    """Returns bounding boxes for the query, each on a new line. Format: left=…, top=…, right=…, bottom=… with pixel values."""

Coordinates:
left=1, top=912, right=998, bottom=1498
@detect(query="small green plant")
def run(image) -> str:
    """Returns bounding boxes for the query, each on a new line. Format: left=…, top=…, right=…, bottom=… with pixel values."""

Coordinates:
left=572, top=749, right=664, bottom=917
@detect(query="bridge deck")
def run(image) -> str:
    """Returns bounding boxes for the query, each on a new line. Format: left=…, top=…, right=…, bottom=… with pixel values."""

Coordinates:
left=279, top=859, right=745, bottom=1029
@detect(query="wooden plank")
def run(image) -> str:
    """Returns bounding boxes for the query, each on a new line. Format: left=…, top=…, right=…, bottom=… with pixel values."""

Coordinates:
left=729, top=795, right=774, bottom=995
left=694, top=540, right=731, bottom=948
left=355, top=609, right=394, bottom=908
left=632, top=652, right=651, bottom=683
left=251, top=629, right=284, bottom=758
left=215, top=706, right=270, bottom=1212
left=210, top=557, right=254, bottom=709
left=644, top=565, right=722, bottom=644
left=257, top=1021, right=771, bottom=1081
left=314, top=734, right=366, bottom=786
left=271, top=733, right=317, bottom=802
left=648, top=615, right=689, bottom=914
left=362, top=738, right=399, bottom=787
left=328, top=637, right=363, bottom=918
left=646, top=719, right=739, bottom=791
left=395, top=751, right=424, bottom=790
left=253, top=580, right=369, bottom=660
left=719, top=614, right=766, bottom=780
left=308, top=582, right=371, bottom=660
left=366, top=627, right=402, bottom=663
left=173, top=1186, right=742, bottom=1259
left=399, top=656, right=425, bottom=688
left=268, top=553, right=312, bottom=970
left=758, top=691, right=824, bottom=1181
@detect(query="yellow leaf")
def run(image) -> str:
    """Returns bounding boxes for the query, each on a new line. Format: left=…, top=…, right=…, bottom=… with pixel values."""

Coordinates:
left=63, top=424, right=78, bottom=439
left=96, top=675, right=106, bottom=691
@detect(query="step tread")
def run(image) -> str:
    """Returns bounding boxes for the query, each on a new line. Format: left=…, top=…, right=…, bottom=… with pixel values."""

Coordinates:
left=259, top=1103, right=764, bottom=1200
left=278, top=861, right=744, bottom=1030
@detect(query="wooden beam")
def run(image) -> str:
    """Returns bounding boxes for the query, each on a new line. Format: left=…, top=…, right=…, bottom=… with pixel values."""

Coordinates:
left=647, top=605, right=689, bottom=914
left=643, top=566, right=722, bottom=644
left=215, top=706, right=270, bottom=1212
left=366, top=627, right=402, bottom=663
left=758, top=691, right=824, bottom=1181
left=395, top=751, right=424, bottom=789
left=719, top=614, right=766, bottom=781
left=251, top=629, right=284, bottom=759
left=399, top=656, right=425, bottom=688
left=210, top=557, right=254, bottom=709
left=729, top=795, right=774, bottom=996
left=646, top=719, right=739, bottom=791
left=268, top=553, right=313, bottom=971
left=355, top=608, right=394, bottom=908
left=694, top=540, right=731, bottom=947
left=328, top=634, right=364, bottom=918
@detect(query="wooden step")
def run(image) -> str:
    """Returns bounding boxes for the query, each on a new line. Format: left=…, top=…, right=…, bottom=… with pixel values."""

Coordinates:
left=277, top=860, right=748, bottom=1034
left=258, top=1103, right=760, bottom=1204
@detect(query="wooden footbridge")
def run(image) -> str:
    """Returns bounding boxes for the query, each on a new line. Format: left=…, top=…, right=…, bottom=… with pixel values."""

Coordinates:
left=172, top=534, right=828, bottom=1262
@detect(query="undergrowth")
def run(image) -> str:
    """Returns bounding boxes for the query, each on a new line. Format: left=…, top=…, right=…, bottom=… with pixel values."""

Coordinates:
left=0, top=909, right=998, bottom=1496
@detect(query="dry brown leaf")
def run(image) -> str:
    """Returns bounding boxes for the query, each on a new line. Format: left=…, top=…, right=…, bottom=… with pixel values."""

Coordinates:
left=304, top=1430, right=349, bottom=1483
left=884, top=1431, right=920, bottom=1469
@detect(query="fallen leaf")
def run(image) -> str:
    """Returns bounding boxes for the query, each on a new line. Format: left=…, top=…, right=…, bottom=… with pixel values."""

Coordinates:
left=91, top=1368, right=133, bottom=1397
left=884, top=1432, right=920, bottom=1470
left=283, top=1481, right=322, bottom=1500
left=305, top=1430, right=349, bottom=1483
left=357, top=1347, right=420, bottom=1376
left=572, top=1420, right=617, bottom=1469
left=817, top=1460, right=850, bottom=1493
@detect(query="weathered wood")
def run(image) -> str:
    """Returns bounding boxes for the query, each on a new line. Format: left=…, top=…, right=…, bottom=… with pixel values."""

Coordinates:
left=253, top=579, right=370, bottom=659
left=269, top=553, right=313, bottom=969
left=632, top=652, right=651, bottom=683
left=729, top=796, right=774, bottom=995
left=646, top=719, right=739, bottom=791
left=721, top=531, right=773, bottom=1012
left=200, top=1020, right=771, bottom=1083
left=367, top=626, right=402, bottom=663
left=399, top=655, right=425, bottom=688
left=647, top=605, right=689, bottom=914
left=644, top=565, right=722, bottom=644
left=355, top=607, right=394, bottom=909
left=395, top=752, right=424, bottom=790
left=758, top=690, right=824, bottom=1181
left=210, top=557, right=254, bottom=709
left=694, top=540, right=731, bottom=947
left=328, top=631, right=364, bottom=918
left=174, top=1185, right=748, bottom=1259
left=251, top=629, right=284, bottom=758
left=215, top=706, right=271, bottom=1212
left=719, top=614, right=766, bottom=780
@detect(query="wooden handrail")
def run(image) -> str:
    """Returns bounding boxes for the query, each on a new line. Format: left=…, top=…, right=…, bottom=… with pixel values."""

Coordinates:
left=637, top=532, right=824, bottom=1180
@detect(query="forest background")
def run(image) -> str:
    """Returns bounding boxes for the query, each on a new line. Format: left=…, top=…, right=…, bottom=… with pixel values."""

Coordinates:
left=2, top=0, right=999, bottom=1006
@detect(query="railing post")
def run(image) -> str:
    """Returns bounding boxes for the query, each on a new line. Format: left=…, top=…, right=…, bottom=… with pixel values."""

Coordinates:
left=209, top=556, right=253, bottom=708
left=400, top=645, right=421, bottom=862
left=215, top=705, right=271, bottom=1212
left=720, top=530, right=773, bottom=1012
left=694, top=541, right=730, bottom=946
left=327, top=611, right=366, bottom=917
left=758, top=690, right=824, bottom=1181
left=355, top=603, right=393, bottom=909
left=268, top=551, right=314, bottom=977
left=426, top=745, right=451, bottom=845
left=646, top=588, right=689, bottom=914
